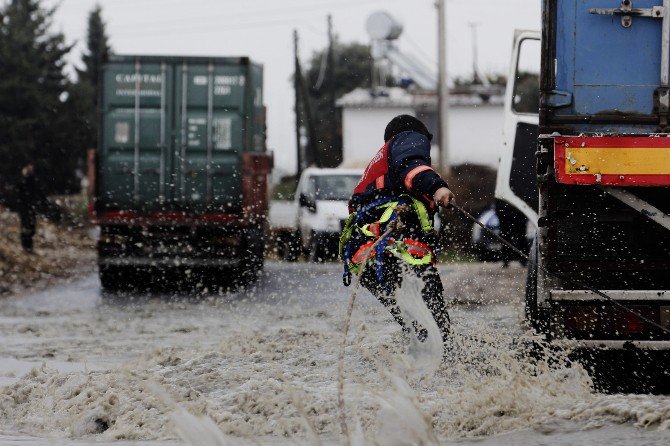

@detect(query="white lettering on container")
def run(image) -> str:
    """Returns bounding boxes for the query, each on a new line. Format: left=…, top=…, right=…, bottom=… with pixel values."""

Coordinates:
left=213, top=117, right=232, bottom=150
left=214, top=86, right=232, bottom=96
left=114, top=72, right=163, bottom=98
left=115, top=122, right=130, bottom=144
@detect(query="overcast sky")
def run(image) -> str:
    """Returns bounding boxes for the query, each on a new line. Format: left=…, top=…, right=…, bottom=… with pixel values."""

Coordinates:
left=43, top=0, right=540, bottom=174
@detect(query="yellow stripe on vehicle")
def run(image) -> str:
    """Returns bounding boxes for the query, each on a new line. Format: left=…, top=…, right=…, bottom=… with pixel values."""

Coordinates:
left=565, top=147, right=670, bottom=175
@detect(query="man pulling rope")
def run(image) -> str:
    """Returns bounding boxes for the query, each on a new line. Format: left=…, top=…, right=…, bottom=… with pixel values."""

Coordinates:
left=340, top=115, right=455, bottom=347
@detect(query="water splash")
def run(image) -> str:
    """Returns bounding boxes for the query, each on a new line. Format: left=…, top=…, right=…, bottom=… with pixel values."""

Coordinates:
left=393, top=273, right=444, bottom=378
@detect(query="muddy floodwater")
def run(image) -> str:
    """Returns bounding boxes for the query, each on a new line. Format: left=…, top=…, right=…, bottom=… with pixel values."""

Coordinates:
left=0, top=262, right=669, bottom=445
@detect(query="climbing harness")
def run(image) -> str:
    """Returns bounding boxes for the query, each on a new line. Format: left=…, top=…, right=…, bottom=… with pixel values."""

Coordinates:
left=451, top=202, right=670, bottom=337
left=340, top=195, right=434, bottom=289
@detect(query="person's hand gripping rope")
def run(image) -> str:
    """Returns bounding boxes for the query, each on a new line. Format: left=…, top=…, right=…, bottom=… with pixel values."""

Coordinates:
left=433, top=187, right=455, bottom=208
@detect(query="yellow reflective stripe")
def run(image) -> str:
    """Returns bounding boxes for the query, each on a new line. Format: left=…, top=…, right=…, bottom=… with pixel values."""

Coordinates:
left=389, top=246, right=433, bottom=265
left=378, top=202, right=399, bottom=223
left=402, top=253, right=433, bottom=266
left=338, top=212, right=357, bottom=257
left=360, top=225, right=375, bottom=237
left=403, top=195, right=432, bottom=232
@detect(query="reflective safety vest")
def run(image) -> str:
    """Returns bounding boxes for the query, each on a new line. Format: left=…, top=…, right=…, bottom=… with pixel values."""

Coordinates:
left=339, top=194, right=435, bottom=287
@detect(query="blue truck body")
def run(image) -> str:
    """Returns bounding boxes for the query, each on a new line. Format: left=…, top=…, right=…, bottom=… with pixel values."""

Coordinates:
left=545, top=0, right=667, bottom=133
left=508, top=0, right=670, bottom=392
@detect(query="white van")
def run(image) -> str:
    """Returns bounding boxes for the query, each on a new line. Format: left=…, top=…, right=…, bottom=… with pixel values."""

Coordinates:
left=294, top=167, right=363, bottom=262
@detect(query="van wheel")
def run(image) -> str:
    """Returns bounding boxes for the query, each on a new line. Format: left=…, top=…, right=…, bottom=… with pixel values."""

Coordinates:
left=282, top=231, right=300, bottom=262
left=309, top=234, right=325, bottom=263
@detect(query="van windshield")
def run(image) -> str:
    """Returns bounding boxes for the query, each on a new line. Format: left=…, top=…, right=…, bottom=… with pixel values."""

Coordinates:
left=314, top=174, right=361, bottom=201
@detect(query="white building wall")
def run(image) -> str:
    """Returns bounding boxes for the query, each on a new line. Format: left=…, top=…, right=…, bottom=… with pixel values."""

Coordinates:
left=447, top=104, right=503, bottom=168
left=340, top=103, right=504, bottom=169
left=341, top=106, right=413, bottom=168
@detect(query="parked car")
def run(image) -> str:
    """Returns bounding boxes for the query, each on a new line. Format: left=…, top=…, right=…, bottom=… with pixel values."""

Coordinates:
left=471, top=206, right=502, bottom=262
left=471, top=202, right=533, bottom=265
left=292, top=167, right=363, bottom=262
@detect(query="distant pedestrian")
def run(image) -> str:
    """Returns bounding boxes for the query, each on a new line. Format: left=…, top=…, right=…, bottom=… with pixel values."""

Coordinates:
left=17, top=164, right=37, bottom=253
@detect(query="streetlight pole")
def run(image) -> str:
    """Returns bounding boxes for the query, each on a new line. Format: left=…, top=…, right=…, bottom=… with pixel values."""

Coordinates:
left=437, top=0, right=450, bottom=176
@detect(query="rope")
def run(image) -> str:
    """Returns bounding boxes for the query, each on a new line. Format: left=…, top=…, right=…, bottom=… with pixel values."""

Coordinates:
left=450, top=202, right=670, bottom=336
left=337, top=212, right=406, bottom=445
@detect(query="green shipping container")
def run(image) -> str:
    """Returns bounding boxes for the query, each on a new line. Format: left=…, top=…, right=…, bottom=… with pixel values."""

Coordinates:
left=98, top=55, right=266, bottom=213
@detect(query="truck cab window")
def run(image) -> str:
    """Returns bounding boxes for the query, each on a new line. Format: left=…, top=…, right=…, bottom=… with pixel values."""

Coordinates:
left=513, top=38, right=540, bottom=115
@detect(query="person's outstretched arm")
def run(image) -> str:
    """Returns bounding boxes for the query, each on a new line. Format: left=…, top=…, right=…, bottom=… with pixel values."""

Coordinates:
left=389, top=131, right=455, bottom=208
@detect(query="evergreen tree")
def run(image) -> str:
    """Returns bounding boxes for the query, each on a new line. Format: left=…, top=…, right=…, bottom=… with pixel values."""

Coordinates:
left=71, top=4, right=111, bottom=159
left=306, top=42, right=373, bottom=167
left=0, top=0, right=77, bottom=200
left=78, top=5, right=110, bottom=91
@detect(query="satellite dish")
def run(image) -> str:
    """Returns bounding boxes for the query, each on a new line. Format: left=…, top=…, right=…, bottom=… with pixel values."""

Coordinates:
left=366, top=11, right=403, bottom=40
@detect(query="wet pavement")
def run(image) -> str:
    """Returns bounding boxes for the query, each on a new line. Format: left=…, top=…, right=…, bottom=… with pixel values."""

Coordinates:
left=0, top=261, right=668, bottom=445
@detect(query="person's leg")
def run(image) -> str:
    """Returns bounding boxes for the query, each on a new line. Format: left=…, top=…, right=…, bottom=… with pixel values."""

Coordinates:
left=359, top=258, right=450, bottom=345
left=19, top=213, right=35, bottom=252
left=360, top=258, right=407, bottom=331
left=414, top=264, right=450, bottom=343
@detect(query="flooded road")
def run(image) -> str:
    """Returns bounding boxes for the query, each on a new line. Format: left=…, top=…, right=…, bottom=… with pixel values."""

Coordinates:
left=0, top=262, right=669, bottom=445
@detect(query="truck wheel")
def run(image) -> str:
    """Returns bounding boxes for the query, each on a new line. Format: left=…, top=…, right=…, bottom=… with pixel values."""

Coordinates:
left=99, top=265, right=131, bottom=292
left=234, top=228, right=265, bottom=286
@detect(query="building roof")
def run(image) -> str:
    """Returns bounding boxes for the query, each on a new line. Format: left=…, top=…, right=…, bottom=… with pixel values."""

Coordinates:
left=336, top=87, right=504, bottom=109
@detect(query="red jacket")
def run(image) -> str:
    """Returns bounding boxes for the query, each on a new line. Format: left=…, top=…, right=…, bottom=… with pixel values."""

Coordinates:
left=349, top=131, right=448, bottom=213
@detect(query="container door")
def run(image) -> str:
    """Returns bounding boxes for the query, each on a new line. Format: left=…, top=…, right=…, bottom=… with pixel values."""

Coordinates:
left=554, top=0, right=663, bottom=127
left=495, top=30, right=541, bottom=225
left=174, top=62, right=245, bottom=212
left=101, top=60, right=172, bottom=210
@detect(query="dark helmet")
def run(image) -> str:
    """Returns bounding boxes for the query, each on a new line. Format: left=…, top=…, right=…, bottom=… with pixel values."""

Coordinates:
left=384, top=114, right=433, bottom=142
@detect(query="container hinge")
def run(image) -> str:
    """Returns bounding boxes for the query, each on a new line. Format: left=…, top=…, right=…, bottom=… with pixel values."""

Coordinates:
left=544, top=90, right=572, bottom=108
left=654, top=86, right=670, bottom=128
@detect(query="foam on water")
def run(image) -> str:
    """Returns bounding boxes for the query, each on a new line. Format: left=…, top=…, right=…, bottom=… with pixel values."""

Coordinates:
left=1, top=270, right=670, bottom=444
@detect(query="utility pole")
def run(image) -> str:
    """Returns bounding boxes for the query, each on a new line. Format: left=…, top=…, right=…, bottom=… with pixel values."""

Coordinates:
left=293, top=30, right=303, bottom=178
left=293, top=30, right=318, bottom=171
left=437, top=0, right=450, bottom=176
left=293, top=31, right=318, bottom=168
left=298, top=67, right=318, bottom=167
left=469, top=22, right=481, bottom=84
left=326, top=14, right=340, bottom=167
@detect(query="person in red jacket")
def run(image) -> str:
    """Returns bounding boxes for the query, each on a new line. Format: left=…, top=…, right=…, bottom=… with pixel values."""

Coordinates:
left=340, top=115, right=454, bottom=345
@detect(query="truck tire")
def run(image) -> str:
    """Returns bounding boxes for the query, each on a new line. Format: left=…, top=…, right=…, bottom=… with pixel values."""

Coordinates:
left=99, top=265, right=132, bottom=292
left=236, top=228, right=265, bottom=286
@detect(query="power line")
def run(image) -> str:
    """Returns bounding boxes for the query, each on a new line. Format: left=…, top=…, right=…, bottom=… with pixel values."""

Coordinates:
left=403, top=35, right=437, bottom=66
left=108, top=0, right=404, bottom=39
left=111, top=17, right=325, bottom=39
left=109, top=0, right=398, bottom=32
